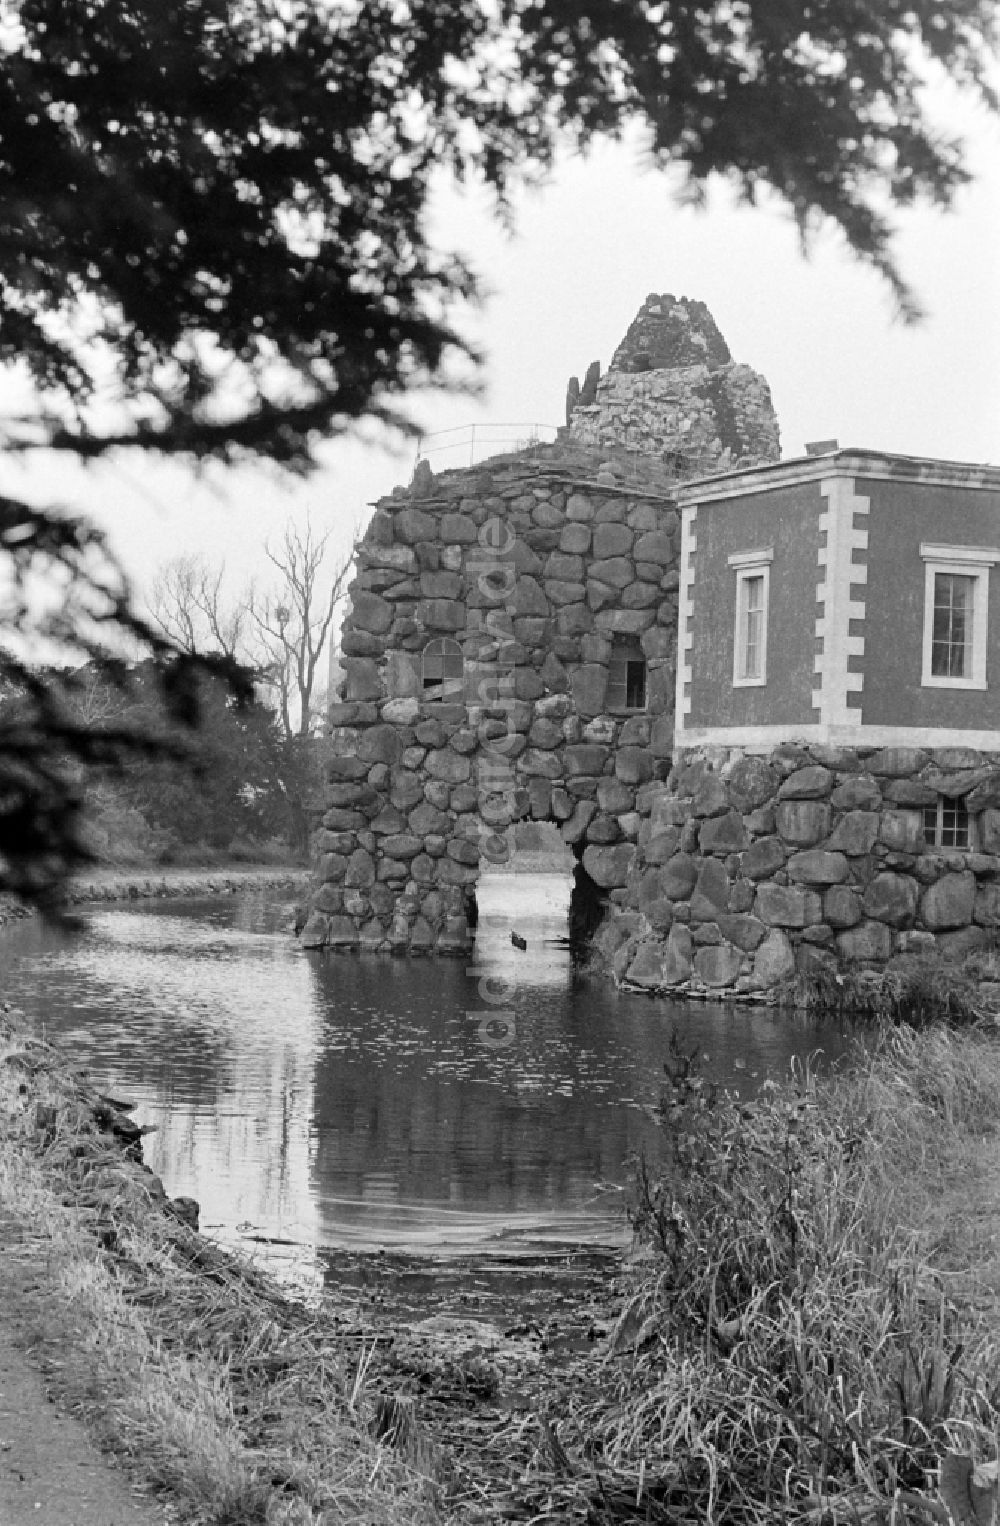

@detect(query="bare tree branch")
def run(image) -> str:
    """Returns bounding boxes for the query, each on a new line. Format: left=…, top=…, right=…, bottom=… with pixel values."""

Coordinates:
left=251, top=516, right=358, bottom=739
left=150, top=555, right=252, bottom=663
left=153, top=521, right=357, bottom=739
left=149, top=557, right=202, bottom=654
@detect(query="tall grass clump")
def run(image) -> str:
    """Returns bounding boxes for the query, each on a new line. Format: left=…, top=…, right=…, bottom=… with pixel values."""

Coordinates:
left=784, top=957, right=999, bottom=1027
left=558, top=1028, right=1000, bottom=1526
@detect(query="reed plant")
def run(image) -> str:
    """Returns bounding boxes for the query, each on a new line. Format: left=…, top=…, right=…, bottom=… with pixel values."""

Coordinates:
left=507, top=1025, right=1000, bottom=1525
left=784, top=955, right=1000, bottom=1027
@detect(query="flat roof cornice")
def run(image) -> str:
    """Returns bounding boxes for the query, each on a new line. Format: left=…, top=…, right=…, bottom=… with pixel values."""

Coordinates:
left=676, top=448, right=1000, bottom=504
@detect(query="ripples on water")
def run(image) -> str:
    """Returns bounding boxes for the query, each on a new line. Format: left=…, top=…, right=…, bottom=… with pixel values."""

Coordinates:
left=0, top=875, right=852, bottom=1271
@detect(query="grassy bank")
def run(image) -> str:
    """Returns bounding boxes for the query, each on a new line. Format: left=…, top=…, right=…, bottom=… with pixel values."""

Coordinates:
left=782, top=954, right=1000, bottom=1026
left=0, top=864, right=311, bottom=929
left=0, top=1007, right=446, bottom=1526
left=4, top=1002, right=1000, bottom=1523
left=63, top=863, right=311, bottom=905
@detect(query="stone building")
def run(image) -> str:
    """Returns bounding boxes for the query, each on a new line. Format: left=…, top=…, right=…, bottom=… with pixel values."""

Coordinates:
left=306, top=294, right=1000, bottom=989
left=300, top=298, right=780, bottom=955
left=609, top=448, right=1000, bottom=993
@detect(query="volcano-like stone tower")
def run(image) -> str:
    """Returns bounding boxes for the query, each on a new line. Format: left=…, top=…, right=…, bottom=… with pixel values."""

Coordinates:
left=302, top=295, right=780, bottom=955
left=567, top=292, right=780, bottom=472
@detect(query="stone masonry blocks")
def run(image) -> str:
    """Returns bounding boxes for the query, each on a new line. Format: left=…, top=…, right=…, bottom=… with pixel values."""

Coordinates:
left=610, top=743, right=1000, bottom=995
left=305, top=441, right=685, bottom=954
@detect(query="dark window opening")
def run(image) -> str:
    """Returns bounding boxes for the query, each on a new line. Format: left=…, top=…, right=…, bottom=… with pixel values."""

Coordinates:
left=625, top=659, right=646, bottom=709
left=923, top=796, right=970, bottom=849
left=608, top=636, right=647, bottom=712
left=422, top=637, right=464, bottom=700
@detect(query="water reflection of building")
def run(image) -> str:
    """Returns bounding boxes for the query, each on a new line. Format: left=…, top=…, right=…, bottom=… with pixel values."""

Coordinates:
left=0, top=892, right=851, bottom=1263
left=304, top=882, right=665, bottom=1249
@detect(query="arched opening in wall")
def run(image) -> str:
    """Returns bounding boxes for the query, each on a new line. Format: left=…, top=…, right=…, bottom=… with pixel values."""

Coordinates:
left=422, top=636, right=464, bottom=701
left=475, top=824, right=576, bottom=965
left=474, top=824, right=610, bottom=966
left=607, top=634, right=647, bottom=711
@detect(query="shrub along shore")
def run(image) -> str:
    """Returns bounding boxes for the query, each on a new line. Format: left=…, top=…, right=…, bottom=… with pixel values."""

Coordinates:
left=5, top=964, right=1000, bottom=1520
left=0, top=863, right=311, bottom=930
left=64, top=864, right=311, bottom=903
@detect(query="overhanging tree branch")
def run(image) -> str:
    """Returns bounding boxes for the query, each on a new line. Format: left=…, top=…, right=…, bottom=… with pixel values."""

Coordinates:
left=0, top=0, right=994, bottom=469
left=0, top=493, right=251, bottom=902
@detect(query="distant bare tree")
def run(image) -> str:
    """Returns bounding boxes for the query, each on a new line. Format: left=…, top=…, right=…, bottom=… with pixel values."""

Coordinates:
left=151, top=521, right=355, bottom=737
left=250, top=518, right=357, bottom=740
left=150, top=556, right=252, bottom=663
left=148, top=520, right=357, bottom=851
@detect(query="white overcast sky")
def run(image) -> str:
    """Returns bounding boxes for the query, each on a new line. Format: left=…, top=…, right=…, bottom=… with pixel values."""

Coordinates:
left=0, top=106, right=997, bottom=619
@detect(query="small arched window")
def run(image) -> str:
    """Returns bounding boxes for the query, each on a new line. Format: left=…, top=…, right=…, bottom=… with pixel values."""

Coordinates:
left=422, top=637, right=464, bottom=700
left=607, top=635, right=647, bottom=711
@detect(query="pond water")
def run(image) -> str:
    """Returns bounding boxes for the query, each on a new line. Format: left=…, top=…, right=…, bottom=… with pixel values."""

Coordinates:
left=0, top=874, right=853, bottom=1281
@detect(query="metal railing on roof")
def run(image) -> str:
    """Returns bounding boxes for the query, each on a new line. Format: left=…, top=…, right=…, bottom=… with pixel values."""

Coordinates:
left=414, top=421, right=559, bottom=469
left=412, top=419, right=768, bottom=485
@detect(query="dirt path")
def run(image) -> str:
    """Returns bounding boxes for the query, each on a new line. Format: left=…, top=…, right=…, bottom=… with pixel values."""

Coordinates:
left=0, top=1221, right=170, bottom=1526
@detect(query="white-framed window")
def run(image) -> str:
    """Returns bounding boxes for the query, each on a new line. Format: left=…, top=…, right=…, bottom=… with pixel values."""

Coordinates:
left=923, top=795, right=972, bottom=850
left=920, top=543, right=998, bottom=690
left=729, top=548, right=773, bottom=687
left=607, top=635, right=647, bottom=711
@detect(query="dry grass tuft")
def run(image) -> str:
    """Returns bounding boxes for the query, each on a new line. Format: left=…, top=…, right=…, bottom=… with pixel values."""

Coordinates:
left=0, top=1007, right=450, bottom=1526
left=785, top=956, right=1000, bottom=1027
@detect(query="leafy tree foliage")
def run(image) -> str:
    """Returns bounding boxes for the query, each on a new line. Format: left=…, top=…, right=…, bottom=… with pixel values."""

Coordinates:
left=1, top=0, right=996, bottom=468
left=107, top=667, right=291, bottom=857
left=0, top=0, right=995, bottom=899
left=48, top=660, right=292, bottom=862
left=0, top=500, right=248, bottom=900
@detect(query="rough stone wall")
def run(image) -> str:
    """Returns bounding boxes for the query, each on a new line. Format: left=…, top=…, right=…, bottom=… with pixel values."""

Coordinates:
left=610, top=295, right=732, bottom=373
left=567, top=293, right=780, bottom=473
left=301, top=442, right=682, bottom=954
left=603, top=744, right=1000, bottom=995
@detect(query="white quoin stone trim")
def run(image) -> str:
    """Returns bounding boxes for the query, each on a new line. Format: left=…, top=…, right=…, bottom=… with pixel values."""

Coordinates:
left=676, top=505, right=698, bottom=732
left=813, top=475, right=870, bottom=727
